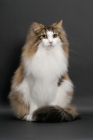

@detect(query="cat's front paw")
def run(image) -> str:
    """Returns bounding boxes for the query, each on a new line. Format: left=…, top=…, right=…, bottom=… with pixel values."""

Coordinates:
left=23, top=114, right=32, bottom=121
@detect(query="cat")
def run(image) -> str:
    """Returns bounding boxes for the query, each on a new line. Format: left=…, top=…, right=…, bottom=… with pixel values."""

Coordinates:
left=8, top=20, right=79, bottom=122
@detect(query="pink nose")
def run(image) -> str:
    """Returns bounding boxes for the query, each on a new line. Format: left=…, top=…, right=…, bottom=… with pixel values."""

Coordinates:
left=49, top=41, right=53, bottom=45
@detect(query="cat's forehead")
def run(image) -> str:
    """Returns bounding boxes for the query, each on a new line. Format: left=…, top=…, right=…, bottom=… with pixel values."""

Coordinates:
left=44, top=26, right=58, bottom=34
left=44, top=26, right=54, bottom=32
left=46, top=31, right=53, bottom=36
left=38, top=26, right=58, bottom=37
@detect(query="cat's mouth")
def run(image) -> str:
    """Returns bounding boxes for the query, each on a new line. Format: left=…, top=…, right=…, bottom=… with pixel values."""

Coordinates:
left=49, top=44, right=53, bottom=47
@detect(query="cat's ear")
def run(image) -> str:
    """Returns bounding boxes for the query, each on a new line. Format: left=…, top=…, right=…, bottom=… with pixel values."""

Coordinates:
left=52, top=20, right=63, bottom=29
left=32, top=22, right=44, bottom=33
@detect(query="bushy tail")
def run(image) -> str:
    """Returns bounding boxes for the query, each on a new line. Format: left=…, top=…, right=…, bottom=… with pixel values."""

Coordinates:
left=32, top=105, right=80, bottom=122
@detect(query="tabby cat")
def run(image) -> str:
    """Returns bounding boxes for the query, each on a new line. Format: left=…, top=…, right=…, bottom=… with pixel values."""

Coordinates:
left=9, top=20, right=79, bottom=122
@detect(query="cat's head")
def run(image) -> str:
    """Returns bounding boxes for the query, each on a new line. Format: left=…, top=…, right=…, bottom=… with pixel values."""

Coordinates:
left=25, top=20, right=69, bottom=57
left=32, top=20, right=63, bottom=49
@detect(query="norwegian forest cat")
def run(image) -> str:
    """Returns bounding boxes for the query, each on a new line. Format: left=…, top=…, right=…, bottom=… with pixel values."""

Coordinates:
left=9, top=20, right=79, bottom=122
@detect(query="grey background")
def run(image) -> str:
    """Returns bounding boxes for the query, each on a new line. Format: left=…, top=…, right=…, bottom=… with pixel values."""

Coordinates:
left=0, top=0, right=93, bottom=140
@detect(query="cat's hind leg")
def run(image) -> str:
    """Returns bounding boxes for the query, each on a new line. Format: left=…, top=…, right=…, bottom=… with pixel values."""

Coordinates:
left=8, top=91, right=29, bottom=119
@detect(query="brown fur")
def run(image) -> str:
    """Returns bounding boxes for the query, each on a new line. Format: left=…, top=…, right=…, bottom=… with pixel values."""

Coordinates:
left=58, top=75, right=64, bottom=86
left=32, top=105, right=79, bottom=122
left=58, top=73, right=71, bottom=85
left=9, top=63, right=29, bottom=118
left=63, top=73, right=74, bottom=96
left=9, top=91, right=29, bottom=118
left=11, top=64, right=24, bottom=86
left=64, top=105, right=79, bottom=118
left=22, top=20, right=69, bottom=59
left=58, top=73, right=73, bottom=96
left=8, top=20, right=74, bottom=121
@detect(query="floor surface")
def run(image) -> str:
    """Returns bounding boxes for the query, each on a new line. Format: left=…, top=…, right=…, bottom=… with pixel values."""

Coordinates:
left=0, top=106, right=93, bottom=140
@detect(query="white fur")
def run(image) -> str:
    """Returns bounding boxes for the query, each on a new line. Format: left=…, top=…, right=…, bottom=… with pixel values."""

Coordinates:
left=15, top=78, right=30, bottom=106
left=52, top=79, right=74, bottom=108
left=41, top=31, right=62, bottom=49
left=15, top=31, right=73, bottom=121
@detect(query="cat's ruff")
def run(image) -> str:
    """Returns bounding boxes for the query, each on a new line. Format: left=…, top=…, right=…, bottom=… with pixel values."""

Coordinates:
left=9, top=20, right=79, bottom=122
left=16, top=40, right=73, bottom=121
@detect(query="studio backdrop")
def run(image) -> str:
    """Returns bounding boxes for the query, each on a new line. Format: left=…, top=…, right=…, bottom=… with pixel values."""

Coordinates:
left=0, top=0, right=93, bottom=112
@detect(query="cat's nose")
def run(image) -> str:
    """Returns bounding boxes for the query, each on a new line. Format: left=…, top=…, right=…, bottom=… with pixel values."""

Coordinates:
left=49, top=41, right=53, bottom=45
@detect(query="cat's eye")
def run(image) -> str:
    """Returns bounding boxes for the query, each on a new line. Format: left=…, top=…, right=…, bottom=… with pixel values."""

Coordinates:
left=42, top=34, right=47, bottom=39
left=53, top=34, right=57, bottom=38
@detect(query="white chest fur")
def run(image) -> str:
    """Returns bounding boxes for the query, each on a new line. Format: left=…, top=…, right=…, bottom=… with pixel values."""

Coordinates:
left=24, top=44, right=68, bottom=78
left=20, top=44, right=68, bottom=107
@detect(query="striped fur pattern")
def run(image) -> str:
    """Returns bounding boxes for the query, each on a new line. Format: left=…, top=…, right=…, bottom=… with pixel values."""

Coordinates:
left=8, top=20, right=79, bottom=122
left=32, top=105, right=79, bottom=122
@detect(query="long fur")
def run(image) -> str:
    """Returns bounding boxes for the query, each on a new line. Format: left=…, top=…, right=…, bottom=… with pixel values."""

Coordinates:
left=8, top=20, right=79, bottom=122
left=32, top=105, right=79, bottom=122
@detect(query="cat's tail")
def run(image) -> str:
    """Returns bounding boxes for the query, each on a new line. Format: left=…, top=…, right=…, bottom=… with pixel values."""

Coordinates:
left=32, top=105, right=80, bottom=122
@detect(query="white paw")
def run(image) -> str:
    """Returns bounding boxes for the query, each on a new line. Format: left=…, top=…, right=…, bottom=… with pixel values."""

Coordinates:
left=23, top=114, right=32, bottom=121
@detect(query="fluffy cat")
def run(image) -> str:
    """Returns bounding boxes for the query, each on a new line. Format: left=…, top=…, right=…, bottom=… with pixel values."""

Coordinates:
left=9, top=20, right=79, bottom=122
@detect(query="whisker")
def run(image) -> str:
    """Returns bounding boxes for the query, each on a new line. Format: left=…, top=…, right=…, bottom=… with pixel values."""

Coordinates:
left=69, top=42, right=74, bottom=45
left=64, top=42, right=74, bottom=45
left=64, top=42, right=80, bottom=56
left=69, top=49, right=80, bottom=55
left=69, top=57, right=74, bottom=61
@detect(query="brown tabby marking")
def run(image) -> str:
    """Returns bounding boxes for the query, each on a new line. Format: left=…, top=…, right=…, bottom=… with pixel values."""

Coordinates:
left=8, top=20, right=76, bottom=120
left=58, top=73, right=71, bottom=86
left=22, top=20, right=69, bottom=59
left=64, top=106, right=79, bottom=118
left=58, top=73, right=73, bottom=96
left=11, top=63, right=24, bottom=87
left=9, top=91, right=29, bottom=118
left=32, top=105, right=79, bottom=122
